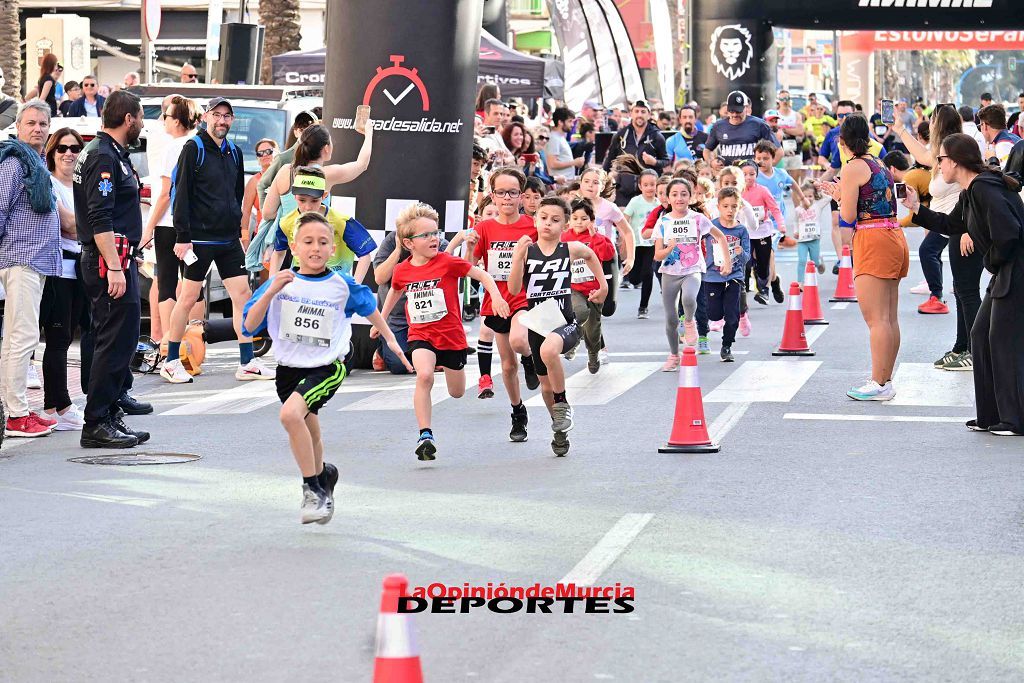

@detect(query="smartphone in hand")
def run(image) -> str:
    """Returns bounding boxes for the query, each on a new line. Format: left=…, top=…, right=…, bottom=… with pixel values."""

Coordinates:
left=894, top=182, right=907, bottom=200
left=881, top=99, right=895, bottom=126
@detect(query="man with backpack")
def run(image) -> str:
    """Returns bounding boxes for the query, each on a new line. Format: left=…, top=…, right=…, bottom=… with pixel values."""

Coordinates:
left=161, top=97, right=274, bottom=384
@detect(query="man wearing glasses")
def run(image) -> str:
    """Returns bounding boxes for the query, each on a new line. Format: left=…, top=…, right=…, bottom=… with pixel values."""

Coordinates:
left=66, top=75, right=104, bottom=118
left=180, top=63, right=199, bottom=84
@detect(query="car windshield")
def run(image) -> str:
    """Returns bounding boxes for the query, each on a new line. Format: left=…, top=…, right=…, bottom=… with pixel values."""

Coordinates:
left=142, top=104, right=288, bottom=174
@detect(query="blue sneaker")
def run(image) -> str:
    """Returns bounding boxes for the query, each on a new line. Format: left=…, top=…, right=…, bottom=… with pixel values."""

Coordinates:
left=415, top=432, right=437, bottom=460
left=846, top=380, right=895, bottom=401
left=697, top=337, right=710, bottom=354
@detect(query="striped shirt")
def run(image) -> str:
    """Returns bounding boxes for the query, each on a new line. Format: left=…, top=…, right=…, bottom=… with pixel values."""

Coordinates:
left=0, top=156, right=61, bottom=276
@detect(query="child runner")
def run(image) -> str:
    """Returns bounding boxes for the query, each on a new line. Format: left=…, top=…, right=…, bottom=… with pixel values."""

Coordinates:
left=740, top=160, right=785, bottom=305
left=471, top=167, right=540, bottom=442
left=754, top=140, right=808, bottom=296
left=716, top=166, right=758, bottom=336
left=652, top=178, right=731, bottom=371
left=508, top=197, right=606, bottom=455
left=561, top=198, right=617, bottom=373
left=242, top=213, right=410, bottom=525
left=521, top=177, right=544, bottom=218
left=472, top=196, right=500, bottom=397
left=381, top=203, right=509, bottom=460
left=623, top=170, right=660, bottom=319
left=706, top=187, right=751, bottom=362
left=794, top=179, right=830, bottom=280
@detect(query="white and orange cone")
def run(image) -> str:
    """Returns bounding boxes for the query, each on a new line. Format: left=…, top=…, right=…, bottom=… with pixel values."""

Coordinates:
left=373, top=574, right=423, bottom=683
left=773, top=282, right=816, bottom=356
left=801, top=260, right=829, bottom=325
left=659, top=347, right=719, bottom=453
left=829, top=245, right=857, bottom=302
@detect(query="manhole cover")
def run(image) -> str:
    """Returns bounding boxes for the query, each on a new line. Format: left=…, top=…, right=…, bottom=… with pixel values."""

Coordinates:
left=68, top=452, right=202, bottom=466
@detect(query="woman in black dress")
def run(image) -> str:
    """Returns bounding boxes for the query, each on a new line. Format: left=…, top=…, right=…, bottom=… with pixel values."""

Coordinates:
left=903, top=133, right=1024, bottom=435
left=36, top=53, right=62, bottom=117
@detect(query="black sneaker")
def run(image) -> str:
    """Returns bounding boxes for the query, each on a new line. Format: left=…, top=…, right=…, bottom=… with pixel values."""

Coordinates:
left=416, top=432, right=437, bottom=460
left=510, top=405, right=528, bottom=442
left=965, top=419, right=988, bottom=432
left=637, top=308, right=649, bottom=319
left=111, top=409, right=151, bottom=444
left=117, top=391, right=153, bottom=415
left=551, top=431, right=570, bottom=457
left=319, top=462, right=339, bottom=502
left=720, top=346, right=734, bottom=362
left=80, top=420, right=138, bottom=449
left=989, top=422, right=1024, bottom=436
left=832, top=261, right=840, bottom=275
left=522, top=356, right=540, bottom=391
left=771, top=278, right=784, bottom=303
left=753, top=291, right=768, bottom=306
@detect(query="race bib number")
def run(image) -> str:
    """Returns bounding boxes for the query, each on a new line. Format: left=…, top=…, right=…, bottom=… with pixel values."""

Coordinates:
left=407, top=287, right=448, bottom=324
left=797, top=220, right=821, bottom=241
left=571, top=258, right=595, bottom=284
left=783, top=139, right=798, bottom=154
left=753, top=206, right=765, bottom=222
left=487, top=247, right=514, bottom=281
left=664, top=216, right=698, bottom=243
left=280, top=299, right=335, bottom=347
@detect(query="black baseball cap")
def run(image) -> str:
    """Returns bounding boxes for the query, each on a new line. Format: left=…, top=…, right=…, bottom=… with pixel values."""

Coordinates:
left=206, top=97, right=234, bottom=114
left=726, top=91, right=749, bottom=113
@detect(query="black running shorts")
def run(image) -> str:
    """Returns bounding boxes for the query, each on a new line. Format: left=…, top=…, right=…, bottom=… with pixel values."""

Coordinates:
left=406, top=340, right=468, bottom=371
left=276, top=360, right=348, bottom=413
left=527, top=322, right=580, bottom=376
left=184, top=241, right=248, bottom=282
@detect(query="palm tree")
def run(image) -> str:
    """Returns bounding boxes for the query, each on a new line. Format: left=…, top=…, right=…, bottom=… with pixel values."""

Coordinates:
left=259, top=0, right=301, bottom=85
left=0, top=0, right=19, bottom=97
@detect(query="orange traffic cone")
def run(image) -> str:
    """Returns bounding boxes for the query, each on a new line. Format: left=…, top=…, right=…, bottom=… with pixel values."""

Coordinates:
left=373, top=574, right=424, bottom=683
left=829, top=245, right=857, bottom=302
left=773, top=282, right=816, bottom=356
left=801, top=260, right=828, bottom=326
left=659, top=347, right=719, bottom=453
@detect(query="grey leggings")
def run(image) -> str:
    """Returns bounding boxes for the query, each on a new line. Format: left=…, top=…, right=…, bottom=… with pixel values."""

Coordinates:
left=661, top=272, right=702, bottom=355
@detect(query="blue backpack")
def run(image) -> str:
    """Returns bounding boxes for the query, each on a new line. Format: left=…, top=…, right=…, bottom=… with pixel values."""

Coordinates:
left=170, top=134, right=241, bottom=207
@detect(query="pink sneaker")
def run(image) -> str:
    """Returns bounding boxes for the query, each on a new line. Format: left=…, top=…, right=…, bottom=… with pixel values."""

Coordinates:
left=709, top=319, right=725, bottom=333
left=682, top=320, right=698, bottom=346
left=661, top=354, right=680, bottom=372
left=738, top=313, right=752, bottom=337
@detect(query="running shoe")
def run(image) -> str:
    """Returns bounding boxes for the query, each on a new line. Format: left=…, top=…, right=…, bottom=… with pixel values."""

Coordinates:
left=477, top=374, right=495, bottom=399
left=637, top=308, right=649, bottom=319
left=26, top=364, right=41, bottom=389
left=816, top=262, right=826, bottom=275
left=709, top=319, right=725, bottom=333
left=682, top=320, right=698, bottom=346
left=697, top=337, right=710, bottom=354
left=510, top=407, right=528, bottom=443
left=846, top=380, right=895, bottom=401
left=832, top=261, right=840, bottom=275
left=551, top=431, right=570, bottom=457
left=161, top=358, right=194, bottom=384
left=620, top=281, right=633, bottom=289
left=598, top=348, right=610, bottom=365
left=550, top=402, right=574, bottom=434
left=943, top=351, right=973, bottom=372
left=933, top=350, right=957, bottom=368
left=587, top=351, right=600, bottom=374
left=416, top=432, right=437, bottom=461
left=753, top=291, right=768, bottom=306
left=31, top=411, right=57, bottom=428
left=4, top=415, right=52, bottom=438
left=320, top=463, right=339, bottom=517
left=771, top=277, right=785, bottom=303
left=909, top=281, right=931, bottom=295
left=738, top=313, right=752, bottom=337
left=563, top=346, right=577, bottom=361
left=661, top=354, right=680, bottom=372
left=989, top=423, right=1024, bottom=436
left=46, top=405, right=85, bottom=431
left=300, top=484, right=330, bottom=525
left=522, top=356, right=540, bottom=391
left=965, top=419, right=988, bottom=432
left=236, top=358, right=276, bottom=381
left=918, top=296, right=949, bottom=314
left=720, top=346, right=734, bottom=362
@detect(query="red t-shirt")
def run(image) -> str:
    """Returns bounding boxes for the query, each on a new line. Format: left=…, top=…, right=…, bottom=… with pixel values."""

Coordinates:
left=472, top=214, right=537, bottom=316
left=561, top=229, right=616, bottom=295
left=391, top=251, right=473, bottom=350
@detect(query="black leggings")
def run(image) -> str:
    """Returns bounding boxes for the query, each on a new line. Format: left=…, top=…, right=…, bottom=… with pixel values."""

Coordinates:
left=948, top=243, right=984, bottom=354
left=629, top=245, right=656, bottom=309
left=40, top=259, right=90, bottom=411
left=748, top=237, right=772, bottom=293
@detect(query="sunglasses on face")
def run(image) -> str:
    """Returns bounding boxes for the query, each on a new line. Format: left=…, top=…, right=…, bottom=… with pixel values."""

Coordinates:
left=255, top=148, right=275, bottom=158
left=536, top=135, right=549, bottom=141
left=184, top=74, right=198, bottom=81
left=83, top=82, right=96, bottom=88
left=56, top=144, right=82, bottom=154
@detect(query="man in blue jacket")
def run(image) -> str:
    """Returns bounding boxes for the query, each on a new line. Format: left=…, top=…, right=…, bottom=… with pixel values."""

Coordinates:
left=65, top=75, right=104, bottom=117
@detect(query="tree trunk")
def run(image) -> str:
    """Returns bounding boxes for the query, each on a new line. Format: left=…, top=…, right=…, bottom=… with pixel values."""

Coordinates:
left=0, top=0, right=20, bottom=97
left=259, top=0, right=301, bottom=85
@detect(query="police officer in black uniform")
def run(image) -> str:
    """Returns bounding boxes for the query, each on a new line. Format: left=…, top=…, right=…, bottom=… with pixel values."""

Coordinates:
left=74, top=90, right=152, bottom=448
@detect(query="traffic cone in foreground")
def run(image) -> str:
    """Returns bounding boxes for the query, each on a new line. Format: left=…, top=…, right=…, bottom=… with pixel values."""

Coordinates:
left=801, top=260, right=829, bottom=325
left=373, top=574, right=423, bottom=683
left=773, top=282, right=816, bottom=357
left=829, top=245, right=857, bottom=302
left=659, top=348, right=719, bottom=453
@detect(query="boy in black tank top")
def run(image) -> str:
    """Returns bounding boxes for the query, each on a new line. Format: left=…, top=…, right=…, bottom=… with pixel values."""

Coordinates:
left=508, top=197, right=607, bottom=456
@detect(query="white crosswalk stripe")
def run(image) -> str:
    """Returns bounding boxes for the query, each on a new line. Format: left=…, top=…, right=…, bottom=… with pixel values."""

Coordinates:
left=525, top=362, right=662, bottom=407
left=160, top=382, right=279, bottom=415
left=705, top=360, right=821, bottom=403
left=890, top=363, right=975, bottom=407
left=340, top=369, right=481, bottom=411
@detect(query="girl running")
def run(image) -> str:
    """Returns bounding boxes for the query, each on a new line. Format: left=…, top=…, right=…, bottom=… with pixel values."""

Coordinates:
left=623, top=170, right=660, bottom=319
left=740, top=160, right=785, bottom=305
left=794, top=180, right=830, bottom=280
left=380, top=203, right=509, bottom=460
left=652, top=179, right=732, bottom=371
left=508, top=197, right=606, bottom=455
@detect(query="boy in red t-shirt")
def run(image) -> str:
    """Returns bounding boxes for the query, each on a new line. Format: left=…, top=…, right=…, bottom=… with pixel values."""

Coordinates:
left=382, top=203, right=508, bottom=461
left=470, top=167, right=539, bottom=443
left=561, top=197, right=617, bottom=374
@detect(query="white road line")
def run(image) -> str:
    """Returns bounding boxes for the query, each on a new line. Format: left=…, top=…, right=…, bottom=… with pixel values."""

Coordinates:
left=525, top=362, right=662, bottom=407
left=784, top=413, right=971, bottom=423
left=161, top=382, right=279, bottom=415
left=607, top=350, right=749, bottom=357
left=340, top=369, right=481, bottom=411
left=805, top=325, right=828, bottom=346
left=705, top=361, right=821, bottom=403
left=560, top=513, right=654, bottom=586
left=708, top=402, right=751, bottom=442
left=890, top=363, right=975, bottom=407
left=830, top=302, right=850, bottom=310
left=0, top=485, right=159, bottom=508
left=139, top=389, right=226, bottom=400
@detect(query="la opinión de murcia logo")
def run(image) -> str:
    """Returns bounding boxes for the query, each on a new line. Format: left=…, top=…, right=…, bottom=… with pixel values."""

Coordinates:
left=858, top=0, right=992, bottom=5
left=332, top=54, right=465, bottom=135
left=398, top=582, right=637, bottom=614
left=710, top=24, right=753, bottom=81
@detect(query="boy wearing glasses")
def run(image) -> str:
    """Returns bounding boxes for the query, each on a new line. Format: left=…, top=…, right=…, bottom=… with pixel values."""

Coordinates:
left=379, top=203, right=507, bottom=460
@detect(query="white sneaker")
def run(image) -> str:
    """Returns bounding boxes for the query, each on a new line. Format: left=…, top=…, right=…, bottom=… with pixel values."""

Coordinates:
left=48, top=404, right=85, bottom=431
left=909, top=281, right=930, bottom=295
left=236, top=358, right=276, bottom=381
left=847, top=380, right=895, bottom=401
left=300, top=484, right=330, bottom=524
left=598, top=348, right=610, bottom=365
left=26, top=364, right=41, bottom=389
left=160, top=358, right=194, bottom=384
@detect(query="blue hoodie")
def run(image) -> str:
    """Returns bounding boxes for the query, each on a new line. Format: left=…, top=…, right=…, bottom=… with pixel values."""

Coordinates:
left=704, top=219, right=750, bottom=283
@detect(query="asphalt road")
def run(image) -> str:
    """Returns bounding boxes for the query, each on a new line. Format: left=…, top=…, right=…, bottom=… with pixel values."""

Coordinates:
left=2, top=238, right=1022, bottom=682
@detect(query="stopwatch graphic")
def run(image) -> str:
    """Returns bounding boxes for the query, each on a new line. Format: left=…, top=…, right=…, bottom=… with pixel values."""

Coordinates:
left=362, top=55, right=430, bottom=112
